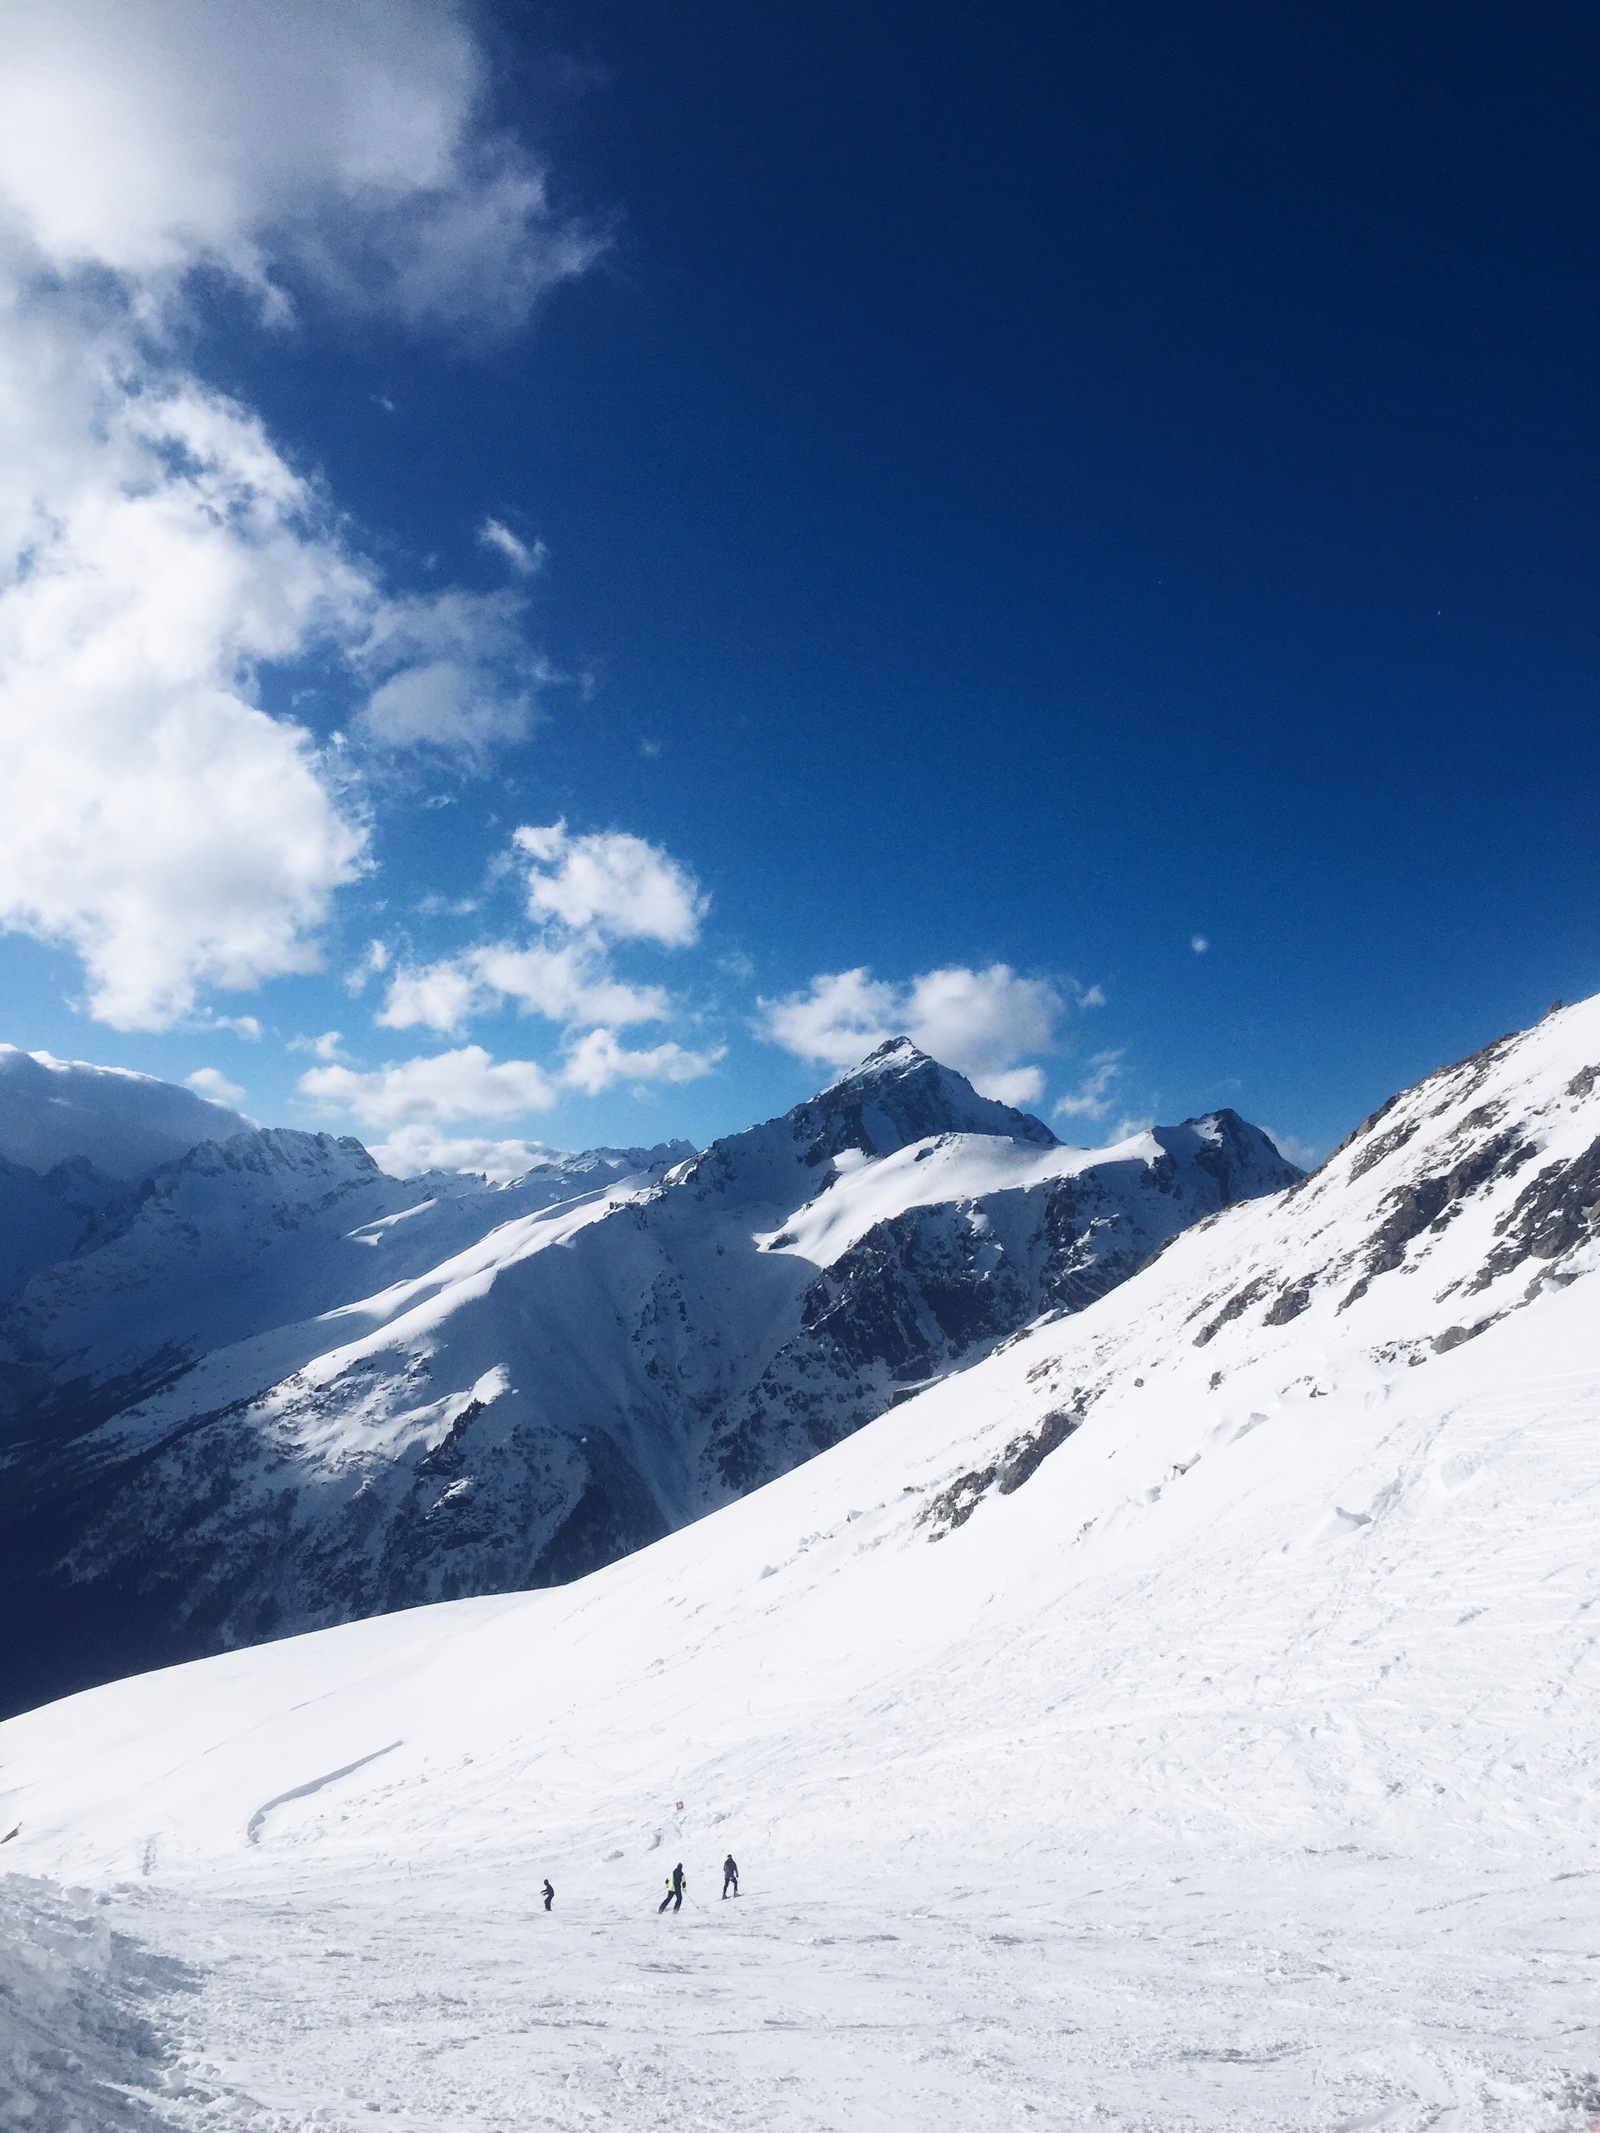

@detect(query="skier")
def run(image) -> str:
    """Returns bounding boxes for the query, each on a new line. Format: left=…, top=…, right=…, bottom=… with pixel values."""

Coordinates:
left=722, top=1854, right=739, bottom=1899
left=541, top=1879, right=554, bottom=1912
left=658, top=1862, right=686, bottom=1914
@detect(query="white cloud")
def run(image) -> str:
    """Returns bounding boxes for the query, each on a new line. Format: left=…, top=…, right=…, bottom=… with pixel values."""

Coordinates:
left=1191, top=935, right=1210, bottom=955
left=376, top=960, right=484, bottom=1035
left=302, top=1025, right=720, bottom=1127
left=185, top=1066, right=247, bottom=1108
left=364, top=818, right=714, bottom=1139
left=1052, top=1051, right=1125, bottom=1123
left=288, top=1029, right=353, bottom=1063
left=356, top=589, right=549, bottom=756
left=301, top=1045, right=557, bottom=1125
left=515, top=822, right=707, bottom=947
left=478, top=519, right=547, bottom=577
left=760, top=962, right=1063, bottom=1104
left=366, top=1124, right=560, bottom=1182
left=558, top=1027, right=723, bottom=1097
left=345, top=941, right=391, bottom=996
left=979, top=1065, right=1046, bottom=1108
left=379, top=940, right=670, bottom=1034
left=0, top=4, right=600, bottom=1031
left=0, top=2, right=601, bottom=336
left=0, top=334, right=372, bottom=1028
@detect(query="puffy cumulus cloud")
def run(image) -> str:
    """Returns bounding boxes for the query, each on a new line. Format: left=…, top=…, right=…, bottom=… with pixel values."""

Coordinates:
left=1052, top=1051, right=1125, bottom=1124
left=185, top=1066, right=248, bottom=1108
left=559, top=1027, right=724, bottom=1097
left=515, top=823, right=707, bottom=947
left=378, top=940, right=670, bottom=1034
left=302, top=1026, right=720, bottom=1127
left=760, top=962, right=1064, bottom=1105
left=0, top=2, right=598, bottom=1030
left=0, top=1, right=601, bottom=336
left=0, top=332, right=371, bottom=1027
left=361, top=821, right=715, bottom=1137
left=300, top=1045, right=557, bottom=1125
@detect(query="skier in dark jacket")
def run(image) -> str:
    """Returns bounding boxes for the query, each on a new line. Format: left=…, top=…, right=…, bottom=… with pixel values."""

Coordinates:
left=542, top=1879, right=554, bottom=1912
left=658, top=1863, right=686, bottom=1913
left=722, top=1854, right=739, bottom=1898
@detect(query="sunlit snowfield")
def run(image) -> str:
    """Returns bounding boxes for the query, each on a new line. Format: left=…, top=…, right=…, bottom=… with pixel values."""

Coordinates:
left=10, top=1333, right=1600, bottom=2129
left=6, top=1001, right=1600, bottom=2130
left=48, top=1832, right=1598, bottom=2132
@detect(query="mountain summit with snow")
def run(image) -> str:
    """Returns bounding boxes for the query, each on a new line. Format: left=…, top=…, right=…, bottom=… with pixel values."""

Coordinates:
left=1, top=997, right=1597, bottom=2129
left=0, top=1041, right=1295, bottom=1713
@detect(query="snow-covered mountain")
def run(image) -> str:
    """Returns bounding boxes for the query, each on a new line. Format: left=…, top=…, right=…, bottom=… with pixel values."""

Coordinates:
left=0, top=1037, right=1295, bottom=1713
left=0, top=1044, right=252, bottom=1179
left=1, top=998, right=1596, bottom=2131
left=0, top=1045, right=256, bottom=1308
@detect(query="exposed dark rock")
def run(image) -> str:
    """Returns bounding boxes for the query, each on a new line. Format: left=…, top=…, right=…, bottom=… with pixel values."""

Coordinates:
left=1432, top=1321, right=1493, bottom=1354
left=1341, top=1130, right=1536, bottom=1311
left=921, top=1390, right=1097, bottom=1536
left=1469, top=1135, right=1600, bottom=1293
left=1262, top=1282, right=1314, bottom=1326
left=1192, top=1278, right=1270, bottom=1346
left=997, top=1399, right=1091, bottom=1495
left=1349, top=1119, right=1420, bottom=1180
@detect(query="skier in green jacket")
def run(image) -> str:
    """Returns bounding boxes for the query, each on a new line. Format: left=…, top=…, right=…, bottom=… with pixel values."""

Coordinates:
left=658, top=1863, right=686, bottom=1913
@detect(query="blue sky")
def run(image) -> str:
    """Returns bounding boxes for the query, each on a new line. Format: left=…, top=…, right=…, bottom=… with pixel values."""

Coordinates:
left=0, top=2, right=1594, bottom=1174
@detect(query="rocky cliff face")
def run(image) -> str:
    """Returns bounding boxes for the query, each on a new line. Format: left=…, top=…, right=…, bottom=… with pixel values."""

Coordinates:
left=0, top=1043, right=1296, bottom=1713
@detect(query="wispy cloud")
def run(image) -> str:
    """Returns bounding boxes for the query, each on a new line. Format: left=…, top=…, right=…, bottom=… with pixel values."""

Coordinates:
left=478, top=518, right=547, bottom=577
left=1052, top=1050, right=1124, bottom=1122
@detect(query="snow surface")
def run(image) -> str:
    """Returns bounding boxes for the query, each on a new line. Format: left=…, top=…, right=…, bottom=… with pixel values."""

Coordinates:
left=1, top=999, right=1599, bottom=2127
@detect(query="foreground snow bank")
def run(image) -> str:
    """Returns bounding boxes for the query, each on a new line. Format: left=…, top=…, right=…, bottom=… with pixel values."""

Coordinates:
left=0, top=1876, right=188, bottom=2130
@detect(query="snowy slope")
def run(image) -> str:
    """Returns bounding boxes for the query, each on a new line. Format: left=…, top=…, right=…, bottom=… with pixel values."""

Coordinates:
left=0, top=1040, right=1294, bottom=1710
left=0, top=998, right=1597, bottom=2130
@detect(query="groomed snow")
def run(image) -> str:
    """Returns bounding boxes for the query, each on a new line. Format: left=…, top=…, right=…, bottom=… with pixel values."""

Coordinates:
left=3, top=999, right=1599, bottom=2129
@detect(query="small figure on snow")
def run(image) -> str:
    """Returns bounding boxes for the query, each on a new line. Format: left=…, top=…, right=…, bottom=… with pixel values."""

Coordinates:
left=659, top=1862, right=686, bottom=1913
left=722, top=1854, right=739, bottom=1898
left=542, top=1879, right=554, bottom=1912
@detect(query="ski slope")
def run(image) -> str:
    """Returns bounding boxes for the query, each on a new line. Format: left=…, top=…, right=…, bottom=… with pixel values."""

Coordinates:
left=2, top=999, right=1599, bottom=2129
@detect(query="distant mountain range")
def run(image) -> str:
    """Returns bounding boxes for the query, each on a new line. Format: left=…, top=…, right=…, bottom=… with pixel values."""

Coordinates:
left=0, top=1037, right=1296, bottom=1713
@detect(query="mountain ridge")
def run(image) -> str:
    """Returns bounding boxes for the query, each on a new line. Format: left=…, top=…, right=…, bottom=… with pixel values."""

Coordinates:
left=0, top=1045, right=1295, bottom=1713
